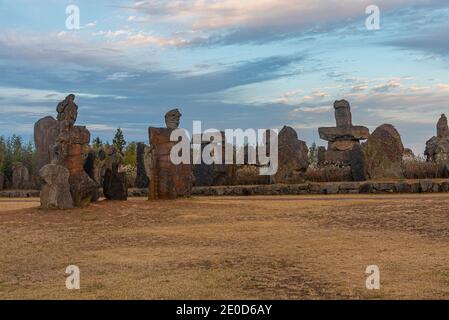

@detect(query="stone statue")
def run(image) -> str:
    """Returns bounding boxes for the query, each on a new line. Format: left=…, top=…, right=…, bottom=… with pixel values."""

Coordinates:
left=437, top=114, right=448, bottom=138
left=56, top=94, right=78, bottom=126
left=425, top=114, right=449, bottom=162
left=165, top=108, right=182, bottom=129
left=318, top=100, right=369, bottom=165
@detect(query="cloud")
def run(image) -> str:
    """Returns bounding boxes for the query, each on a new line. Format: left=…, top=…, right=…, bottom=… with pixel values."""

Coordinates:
left=372, top=79, right=401, bottom=92
left=386, top=28, right=449, bottom=57
left=0, top=31, right=128, bottom=68
left=128, top=0, right=449, bottom=45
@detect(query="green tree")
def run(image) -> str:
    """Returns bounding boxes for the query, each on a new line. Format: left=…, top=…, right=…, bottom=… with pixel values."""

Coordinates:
left=308, top=142, right=318, bottom=164
left=92, top=136, right=104, bottom=150
left=123, top=142, right=137, bottom=167
left=112, top=128, right=126, bottom=154
left=0, top=135, right=35, bottom=182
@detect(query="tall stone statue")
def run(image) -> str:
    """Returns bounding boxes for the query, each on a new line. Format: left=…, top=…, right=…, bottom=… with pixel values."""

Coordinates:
left=148, top=108, right=192, bottom=199
left=103, top=146, right=128, bottom=201
left=318, top=100, right=370, bottom=165
left=38, top=94, right=97, bottom=209
left=56, top=94, right=78, bottom=126
left=437, top=114, right=448, bottom=139
left=425, top=114, right=449, bottom=162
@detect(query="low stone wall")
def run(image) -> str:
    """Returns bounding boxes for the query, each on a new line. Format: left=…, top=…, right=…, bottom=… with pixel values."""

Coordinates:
left=192, top=180, right=449, bottom=196
left=2, top=180, right=449, bottom=198
left=0, top=190, right=40, bottom=198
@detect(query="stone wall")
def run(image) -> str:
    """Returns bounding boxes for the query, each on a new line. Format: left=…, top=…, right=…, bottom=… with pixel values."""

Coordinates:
left=2, top=179, right=449, bottom=198
left=192, top=180, right=449, bottom=196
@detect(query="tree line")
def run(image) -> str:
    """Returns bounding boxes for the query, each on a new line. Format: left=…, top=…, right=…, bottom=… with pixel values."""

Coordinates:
left=0, top=128, right=138, bottom=182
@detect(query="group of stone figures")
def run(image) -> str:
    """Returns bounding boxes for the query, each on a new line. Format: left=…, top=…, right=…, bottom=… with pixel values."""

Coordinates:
left=318, top=100, right=449, bottom=180
left=32, top=94, right=449, bottom=210
left=33, top=96, right=192, bottom=209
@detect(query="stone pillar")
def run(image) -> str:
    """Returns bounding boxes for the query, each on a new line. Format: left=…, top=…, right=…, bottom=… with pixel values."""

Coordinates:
left=148, top=127, right=192, bottom=200
left=437, top=114, right=448, bottom=139
left=34, top=116, right=59, bottom=174
left=318, top=99, right=369, bottom=169
left=274, top=126, right=309, bottom=183
left=135, top=142, right=149, bottom=188
left=39, top=164, right=74, bottom=210
left=334, top=100, right=352, bottom=128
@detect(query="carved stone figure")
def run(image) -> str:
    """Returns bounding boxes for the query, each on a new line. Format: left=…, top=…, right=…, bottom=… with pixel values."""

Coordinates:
left=135, top=142, right=149, bottom=188
left=318, top=100, right=370, bottom=166
left=363, top=124, right=404, bottom=180
left=103, top=147, right=128, bottom=201
left=165, top=108, right=182, bottom=129
left=39, top=164, right=74, bottom=210
left=425, top=114, right=449, bottom=162
left=273, top=126, right=309, bottom=183
left=148, top=110, right=192, bottom=199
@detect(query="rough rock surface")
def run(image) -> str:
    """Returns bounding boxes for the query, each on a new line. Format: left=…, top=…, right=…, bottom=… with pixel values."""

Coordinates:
left=363, top=124, right=405, bottom=180
left=274, top=126, right=309, bottom=183
left=135, top=142, right=149, bottom=188
left=165, top=108, right=182, bottom=129
left=103, top=147, right=128, bottom=201
left=12, top=162, right=31, bottom=189
left=39, top=164, right=73, bottom=210
left=148, top=127, right=192, bottom=199
left=318, top=100, right=369, bottom=166
left=192, top=132, right=237, bottom=186
left=34, top=116, right=59, bottom=173
left=350, top=144, right=367, bottom=181
left=44, top=94, right=98, bottom=206
left=425, top=114, right=449, bottom=162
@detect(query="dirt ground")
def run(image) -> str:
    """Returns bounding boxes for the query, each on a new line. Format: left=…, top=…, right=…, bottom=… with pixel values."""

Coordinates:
left=1, top=194, right=449, bottom=300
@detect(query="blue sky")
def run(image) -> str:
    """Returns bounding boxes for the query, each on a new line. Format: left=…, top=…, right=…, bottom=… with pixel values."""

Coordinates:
left=0, top=0, right=449, bottom=154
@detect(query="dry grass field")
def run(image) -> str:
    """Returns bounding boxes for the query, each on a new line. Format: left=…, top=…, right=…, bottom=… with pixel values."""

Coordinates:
left=1, top=194, right=449, bottom=300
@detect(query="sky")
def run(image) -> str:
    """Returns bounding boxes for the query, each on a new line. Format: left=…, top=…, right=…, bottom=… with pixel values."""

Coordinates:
left=0, top=0, right=449, bottom=155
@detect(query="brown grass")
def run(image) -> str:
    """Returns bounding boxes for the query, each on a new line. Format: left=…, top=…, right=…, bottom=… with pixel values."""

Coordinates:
left=1, top=194, right=449, bottom=299
left=403, top=158, right=446, bottom=179
left=305, top=165, right=353, bottom=182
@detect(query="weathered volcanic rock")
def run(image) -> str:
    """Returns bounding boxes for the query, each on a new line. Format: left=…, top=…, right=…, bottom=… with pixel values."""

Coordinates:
left=437, top=114, right=448, bottom=138
left=12, top=162, right=31, bottom=189
left=350, top=144, right=367, bottom=181
left=39, top=164, right=73, bottom=210
left=103, top=148, right=128, bottom=201
left=83, top=149, right=105, bottom=202
left=165, top=108, right=182, bottom=129
left=103, top=169, right=128, bottom=201
left=274, top=126, right=309, bottom=183
left=364, top=124, right=405, bottom=180
left=425, top=114, right=449, bottom=162
left=318, top=100, right=369, bottom=166
left=148, top=127, right=192, bottom=199
left=69, top=171, right=98, bottom=207
left=135, top=142, right=149, bottom=188
left=192, top=132, right=238, bottom=186
left=34, top=116, right=59, bottom=173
